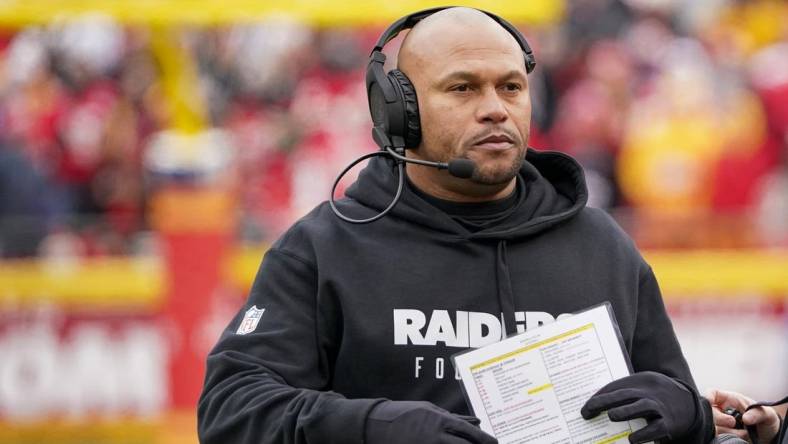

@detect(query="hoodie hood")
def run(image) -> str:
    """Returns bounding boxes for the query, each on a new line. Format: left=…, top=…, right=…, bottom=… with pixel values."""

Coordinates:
left=344, top=148, right=589, bottom=240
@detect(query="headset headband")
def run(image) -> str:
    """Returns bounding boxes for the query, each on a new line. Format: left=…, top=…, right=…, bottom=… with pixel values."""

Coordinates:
left=370, top=6, right=536, bottom=74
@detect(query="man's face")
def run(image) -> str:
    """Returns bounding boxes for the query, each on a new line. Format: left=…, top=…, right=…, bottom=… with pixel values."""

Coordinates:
left=405, top=29, right=531, bottom=186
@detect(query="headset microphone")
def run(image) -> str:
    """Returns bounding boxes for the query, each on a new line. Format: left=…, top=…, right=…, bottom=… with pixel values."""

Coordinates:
left=447, top=159, right=476, bottom=179
left=329, top=128, right=477, bottom=224
left=380, top=133, right=476, bottom=180
left=384, top=146, right=476, bottom=179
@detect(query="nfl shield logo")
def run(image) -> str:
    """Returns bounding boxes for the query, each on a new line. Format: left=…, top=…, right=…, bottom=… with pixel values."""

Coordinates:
left=236, top=306, right=265, bottom=335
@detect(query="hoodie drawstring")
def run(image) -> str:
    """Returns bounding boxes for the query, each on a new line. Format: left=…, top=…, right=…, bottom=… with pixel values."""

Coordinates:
left=495, top=240, right=518, bottom=337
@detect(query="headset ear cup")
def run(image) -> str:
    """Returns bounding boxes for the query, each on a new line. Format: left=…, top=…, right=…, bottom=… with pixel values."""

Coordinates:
left=387, top=69, right=421, bottom=149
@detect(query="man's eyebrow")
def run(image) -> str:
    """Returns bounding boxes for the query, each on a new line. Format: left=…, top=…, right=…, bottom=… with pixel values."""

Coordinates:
left=436, top=69, right=527, bottom=85
left=438, top=71, right=477, bottom=83
left=500, top=70, right=528, bottom=82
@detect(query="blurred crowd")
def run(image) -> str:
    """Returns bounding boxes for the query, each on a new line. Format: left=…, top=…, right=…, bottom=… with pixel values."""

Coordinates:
left=1, top=0, right=787, bottom=258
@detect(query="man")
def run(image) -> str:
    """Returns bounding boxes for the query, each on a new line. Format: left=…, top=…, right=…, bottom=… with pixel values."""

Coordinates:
left=198, top=8, right=715, bottom=444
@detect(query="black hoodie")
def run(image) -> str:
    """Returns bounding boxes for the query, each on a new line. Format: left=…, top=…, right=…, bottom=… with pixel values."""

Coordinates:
left=198, top=149, right=710, bottom=444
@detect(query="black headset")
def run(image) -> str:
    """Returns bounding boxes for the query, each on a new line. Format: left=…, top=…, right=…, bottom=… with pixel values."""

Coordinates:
left=366, top=6, right=537, bottom=151
left=330, top=6, right=536, bottom=223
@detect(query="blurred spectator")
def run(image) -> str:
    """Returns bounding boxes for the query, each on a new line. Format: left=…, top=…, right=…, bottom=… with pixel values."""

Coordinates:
left=0, top=139, right=52, bottom=257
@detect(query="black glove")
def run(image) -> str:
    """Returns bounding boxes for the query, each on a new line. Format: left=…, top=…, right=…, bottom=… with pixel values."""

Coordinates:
left=365, top=400, right=498, bottom=444
left=580, top=371, right=710, bottom=443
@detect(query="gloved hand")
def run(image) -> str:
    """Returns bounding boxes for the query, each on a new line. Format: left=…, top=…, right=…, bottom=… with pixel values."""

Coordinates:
left=365, top=400, right=498, bottom=444
left=580, top=371, right=708, bottom=443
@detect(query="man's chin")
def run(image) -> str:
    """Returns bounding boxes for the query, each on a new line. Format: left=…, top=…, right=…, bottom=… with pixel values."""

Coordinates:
left=470, top=168, right=520, bottom=186
left=467, top=158, right=523, bottom=186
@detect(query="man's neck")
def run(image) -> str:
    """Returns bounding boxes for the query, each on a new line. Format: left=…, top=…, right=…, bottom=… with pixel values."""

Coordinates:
left=405, top=163, right=516, bottom=202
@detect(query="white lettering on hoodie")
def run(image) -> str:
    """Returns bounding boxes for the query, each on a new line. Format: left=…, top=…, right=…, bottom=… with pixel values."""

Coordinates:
left=393, top=309, right=569, bottom=348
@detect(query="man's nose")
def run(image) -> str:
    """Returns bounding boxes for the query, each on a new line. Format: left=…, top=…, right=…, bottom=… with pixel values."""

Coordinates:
left=475, top=87, right=508, bottom=124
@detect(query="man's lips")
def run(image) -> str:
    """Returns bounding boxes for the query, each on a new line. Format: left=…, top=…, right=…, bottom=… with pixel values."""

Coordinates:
left=473, top=134, right=515, bottom=150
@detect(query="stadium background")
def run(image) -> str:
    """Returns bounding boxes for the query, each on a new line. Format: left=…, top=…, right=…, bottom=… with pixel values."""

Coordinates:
left=0, top=0, right=786, bottom=442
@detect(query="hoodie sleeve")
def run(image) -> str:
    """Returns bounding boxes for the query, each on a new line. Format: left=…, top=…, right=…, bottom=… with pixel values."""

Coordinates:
left=197, top=248, right=382, bottom=444
left=630, top=266, right=715, bottom=444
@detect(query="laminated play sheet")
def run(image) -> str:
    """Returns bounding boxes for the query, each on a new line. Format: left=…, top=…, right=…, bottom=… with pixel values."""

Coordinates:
left=453, top=303, right=651, bottom=444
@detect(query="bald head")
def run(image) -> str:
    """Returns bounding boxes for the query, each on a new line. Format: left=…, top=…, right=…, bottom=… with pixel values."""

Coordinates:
left=397, top=7, right=524, bottom=76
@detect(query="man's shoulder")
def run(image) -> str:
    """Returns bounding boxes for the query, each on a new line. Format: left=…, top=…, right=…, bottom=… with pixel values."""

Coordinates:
left=272, top=199, right=384, bottom=254
left=273, top=201, right=336, bottom=250
left=568, top=206, right=645, bottom=262
left=572, top=206, right=630, bottom=239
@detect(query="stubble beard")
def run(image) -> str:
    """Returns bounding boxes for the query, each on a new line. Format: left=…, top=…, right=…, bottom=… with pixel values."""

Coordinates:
left=469, top=155, right=524, bottom=185
left=460, top=132, right=528, bottom=186
left=458, top=142, right=527, bottom=185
